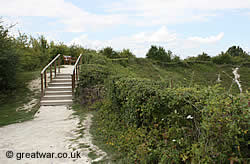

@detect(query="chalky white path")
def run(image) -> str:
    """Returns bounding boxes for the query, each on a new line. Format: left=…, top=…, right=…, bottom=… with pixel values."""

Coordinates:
left=0, top=106, right=91, bottom=163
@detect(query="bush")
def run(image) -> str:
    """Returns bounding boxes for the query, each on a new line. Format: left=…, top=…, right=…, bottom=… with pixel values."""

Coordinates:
left=146, top=45, right=171, bottom=62
left=78, top=64, right=109, bottom=88
left=212, top=52, right=233, bottom=64
left=100, top=47, right=120, bottom=59
left=0, top=23, right=18, bottom=92
left=97, top=77, right=249, bottom=163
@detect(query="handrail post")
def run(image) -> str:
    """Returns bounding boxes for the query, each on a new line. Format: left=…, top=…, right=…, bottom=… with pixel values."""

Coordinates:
left=76, top=65, right=78, bottom=82
left=78, top=64, right=80, bottom=80
left=71, top=75, right=73, bottom=94
left=50, top=65, right=52, bottom=82
left=44, top=70, right=47, bottom=89
left=58, top=58, right=60, bottom=73
left=72, top=71, right=75, bottom=94
left=54, top=61, right=57, bottom=77
left=71, top=54, right=82, bottom=95
left=41, top=73, right=44, bottom=96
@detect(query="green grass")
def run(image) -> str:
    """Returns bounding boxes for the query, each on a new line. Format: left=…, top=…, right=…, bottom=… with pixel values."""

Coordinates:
left=90, top=111, right=132, bottom=164
left=72, top=102, right=129, bottom=164
left=74, top=56, right=250, bottom=163
left=88, top=150, right=99, bottom=160
left=78, top=143, right=90, bottom=149
left=108, top=59, right=250, bottom=94
left=0, top=70, right=40, bottom=127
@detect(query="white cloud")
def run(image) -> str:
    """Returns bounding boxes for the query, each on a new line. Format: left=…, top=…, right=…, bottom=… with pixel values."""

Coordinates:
left=188, top=32, right=224, bottom=44
left=108, top=0, right=250, bottom=12
left=131, top=26, right=177, bottom=43
left=0, top=0, right=127, bottom=32
left=106, top=0, right=250, bottom=26
left=69, top=26, right=223, bottom=58
left=69, top=26, right=177, bottom=57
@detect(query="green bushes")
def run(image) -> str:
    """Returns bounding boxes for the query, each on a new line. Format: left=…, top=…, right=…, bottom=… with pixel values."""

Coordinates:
left=0, top=23, right=18, bottom=92
left=76, top=51, right=249, bottom=163
left=96, top=78, right=249, bottom=163
left=78, top=64, right=109, bottom=88
left=100, top=47, right=135, bottom=59
left=146, top=45, right=171, bottom=62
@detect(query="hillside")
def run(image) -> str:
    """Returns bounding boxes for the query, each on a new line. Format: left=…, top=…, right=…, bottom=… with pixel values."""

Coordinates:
left=75, top=53, right=249, bottom=163
left=82, top=54, right=250, bottom=93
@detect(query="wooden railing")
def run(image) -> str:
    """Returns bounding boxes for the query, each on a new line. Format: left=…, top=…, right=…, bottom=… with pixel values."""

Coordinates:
left=71, top=54, right=83, bottom=93
left=41, top=54, right=61, bottom=96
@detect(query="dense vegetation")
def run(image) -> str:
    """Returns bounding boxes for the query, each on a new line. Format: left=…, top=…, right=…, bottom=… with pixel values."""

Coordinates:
left=1, top=20, right=249, bottom=162
left=76, top=52, right=249, bottom=163
left=0, top=21, right=93, bottom=101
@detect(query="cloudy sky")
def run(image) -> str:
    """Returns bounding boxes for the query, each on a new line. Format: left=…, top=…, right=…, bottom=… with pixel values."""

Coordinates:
left=1, top=0, right=250, bottom=58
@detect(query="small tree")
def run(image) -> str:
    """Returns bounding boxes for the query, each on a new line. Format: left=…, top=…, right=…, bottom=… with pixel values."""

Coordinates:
left=146, top=45, right=171, bottom=62
left=100, top=47, right=119, bottom=59
left=196, top=52, right=211, bottom=61
left=226, top=46, right=248, bottom=57
left=0, top=21, right=18, bottom=91
left=212, top=52, right=232, bottom=64
left=119, top=49, right=135, bottom=58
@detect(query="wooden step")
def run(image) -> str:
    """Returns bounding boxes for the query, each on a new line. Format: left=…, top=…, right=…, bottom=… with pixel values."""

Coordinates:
left=45, top=91, right=72, bottom=95
left=49, top=83, right=72, bottom=87
left=40, top=100, right=73, bottom=106
left=52, top=79, right=72, bottom=83
left=46, top=87, right=72, bottom=91
left=56, top=73, right=71, bottom=76
left=55, top=76, right=71, bottom=79
left=42, top=95, right=72, bottom=101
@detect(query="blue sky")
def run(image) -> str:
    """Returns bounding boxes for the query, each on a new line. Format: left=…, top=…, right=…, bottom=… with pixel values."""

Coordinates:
left=1, top=0, right=250, bottom=58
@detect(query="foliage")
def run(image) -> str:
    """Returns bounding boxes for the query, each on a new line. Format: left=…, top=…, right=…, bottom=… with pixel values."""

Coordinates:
left=146, top=45, right=171, bottom=62
left=146, top=45, right=181, bottom=62
left=119, top=49, right=135, bottom=58
left=226, top=45, right=248, bottom=57
left=212, top=46, right=250, bottom=65
left=77, top=52, right=250, bottom=163
left=0, top=22, right=18, bottom=92
left=212, top=52, right=233, bottom=64
left=100, top=47, right=119, bottom=59
left=196, top=52, right=211, bottom=61
left=78, top=64, right=109, bottom=88
left=0, top=70, right=40, bottom=127
left=96, top=78, right=249, bottom=163
left=99, top=47, right=135, bottom=59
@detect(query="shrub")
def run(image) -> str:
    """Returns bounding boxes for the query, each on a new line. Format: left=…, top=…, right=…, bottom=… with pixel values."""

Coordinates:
left=78, top=64, right=109, bottom=88
left=100, top=47, right=120, bottom=59
left=146, top=45, right=171, bottom=62
left=212, top=52, right=233, bottom=64
left=119, top=49, right=135, bottom=58
left=97, top=77, right=249, bottom=163
left=0, top=22, right=18, bottom=92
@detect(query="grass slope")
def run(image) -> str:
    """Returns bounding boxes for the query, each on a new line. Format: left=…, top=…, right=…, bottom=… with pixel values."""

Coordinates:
left=0, top=71, right=40, bottom=127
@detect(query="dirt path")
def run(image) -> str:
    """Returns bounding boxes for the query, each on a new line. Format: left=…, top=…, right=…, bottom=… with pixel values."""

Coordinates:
left=0, top=106, right=106, bottom=163
left=0, top=65, right=107, bottom=163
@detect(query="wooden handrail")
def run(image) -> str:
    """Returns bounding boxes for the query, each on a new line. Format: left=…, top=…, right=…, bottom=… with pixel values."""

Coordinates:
left=41, top=54, right=61, bottom=97
left=41, top=54, right=61, bottom=74
left=71, top=54, right=83, bottom=93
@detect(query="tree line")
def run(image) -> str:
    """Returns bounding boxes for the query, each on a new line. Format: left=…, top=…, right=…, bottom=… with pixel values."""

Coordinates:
left=145, top=45, right=250, bottom=64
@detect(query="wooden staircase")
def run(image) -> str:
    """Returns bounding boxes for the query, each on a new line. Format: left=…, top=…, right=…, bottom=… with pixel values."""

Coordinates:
left=40, top=54, right=82, bottom=106
left=40, top=73, right=73, bottom=106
